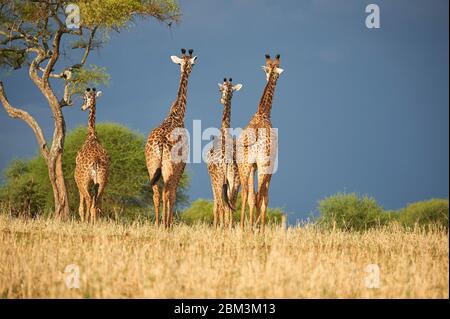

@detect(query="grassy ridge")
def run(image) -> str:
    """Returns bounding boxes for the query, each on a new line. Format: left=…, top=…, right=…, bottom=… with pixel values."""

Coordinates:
left=0, top=215, right=447, bottom=298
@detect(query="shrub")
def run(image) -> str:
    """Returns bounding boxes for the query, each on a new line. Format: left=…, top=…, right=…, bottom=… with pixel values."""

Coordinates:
left=0, top=159, right=46, bottom=217
left=181, top=199, right=214, bottom=224
left=317, top=192, right=392, bottom=231
left=398, top=199, right=449, bottom=230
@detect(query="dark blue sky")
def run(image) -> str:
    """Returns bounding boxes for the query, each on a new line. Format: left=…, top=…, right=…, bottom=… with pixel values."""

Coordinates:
left=0, top=0, right=448, bottom=222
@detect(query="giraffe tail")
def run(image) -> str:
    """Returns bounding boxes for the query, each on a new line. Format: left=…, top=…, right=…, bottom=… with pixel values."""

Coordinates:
left=150, top=167, right=162, bottom=186
left=222, top=181, right=235, bottom=211
left=92, top=183, right=100, bottom=208
left=91, top=162, right=100, bottom=208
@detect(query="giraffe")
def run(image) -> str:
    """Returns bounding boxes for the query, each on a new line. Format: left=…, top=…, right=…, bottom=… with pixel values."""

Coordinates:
left=145, top=48, right=197, bottom=228
left=237, top=54, right=283, bottom=232
left=74, top=87, right=110, bottom=223
left=207, top=78, right=243, bottom=229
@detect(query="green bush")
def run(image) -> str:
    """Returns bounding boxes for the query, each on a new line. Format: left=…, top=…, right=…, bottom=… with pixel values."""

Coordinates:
left=398, top=199, right=449, bottom=230
left=317, top=193, right=449, bottom=231
left=0, top=123, right=189, bottom=221
left=182, top=197, right=285, bottom=225
left=0, top=159, right=46, bottom=217
left=181, top=199, right=214, bottom=224
left=317, top=192, right=392, bottom=231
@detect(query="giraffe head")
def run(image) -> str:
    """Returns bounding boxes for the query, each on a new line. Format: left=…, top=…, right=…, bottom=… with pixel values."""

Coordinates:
left=171, top=48, right=197, bottom=74
left=81, top=87, right=102, bottom=111
left=218, top=78, right=242, bottom=105
left=262, top=54, right=284, bottom=81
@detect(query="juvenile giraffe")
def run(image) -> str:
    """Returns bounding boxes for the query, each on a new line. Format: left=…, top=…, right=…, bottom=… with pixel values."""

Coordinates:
left=237, top=54, right=283, bottom=232
left=207, top=78, right=243, bottom=228
left=146, top=48, right=197, bottom=228
left=75, top=88, right=110, bottom=223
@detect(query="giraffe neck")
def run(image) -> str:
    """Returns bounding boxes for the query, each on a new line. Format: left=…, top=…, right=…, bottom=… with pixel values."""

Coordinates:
left=87, top=104, right=97, bottom=138
left=168, top=69, right=190, bottom=124
left=220, top=96, right=233, bottom=158
left=257, top=73, right=278, bottom=118
left=221, top=97, right=232, bottom=129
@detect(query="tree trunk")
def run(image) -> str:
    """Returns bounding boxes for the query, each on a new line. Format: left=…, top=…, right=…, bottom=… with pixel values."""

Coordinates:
left=47, top=108, right=70, bottom=220
left=48, top=152, right=70, bottom=220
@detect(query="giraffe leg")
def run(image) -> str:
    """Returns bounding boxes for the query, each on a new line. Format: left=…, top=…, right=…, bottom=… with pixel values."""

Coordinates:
left=256, top=173, right=272, bottom=232
left=152, top=184, right=160, bottom=226
left=166, top=183, right=177, bottom=229
left=212, top=182, right=221, bottom=228
left=169, top=188, right=176, bottom=227
left=90, top=201, right=96, bottom=224
left=78, top=178, right=92, bottom=223
left=83, top=190, right=92, bottom=224
left=213, top=200, right=219, bottom=228
left=240, top=184, right=248, bottom=230
left=90, top=192, right=98, bottom=224
left=220, top=204, right=226, bottom=229
left=255, top=173, right=266, bottom=225
left=93, top=181, right=107, bottom=223
left=226, top=207, right=233, bottom=230
left=162, top=185, right=169, bottom=228
left=78, top=191, right=85, bottom=222
left=238, top=164, right=252, bottom=230
left=248, top=166, right=256, bottom=229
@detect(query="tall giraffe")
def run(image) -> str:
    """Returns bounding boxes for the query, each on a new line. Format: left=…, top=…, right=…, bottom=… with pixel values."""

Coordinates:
left=207, top=78, right=243, bottom=228
left=146, top=48, right=197, bottom=228
left=75, top=88, right=110, bottom=223
left=237, top=54, right=283, bottom=232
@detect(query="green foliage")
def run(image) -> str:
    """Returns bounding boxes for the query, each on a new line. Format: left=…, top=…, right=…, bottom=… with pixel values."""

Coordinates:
left=398, top=199, right=449, bottom=230
left=69, top=65, right=110, bottom=95
left=317, top=192, right=449, bottom=231
left=181, top=199, right=214, bottom=224
left=182, top=197, right=285, bottom=226
left=78, top=0, right=180, bottom=29
left=0, top=49, right=28, bottom=70
left=317, top=192, right=391, bottom=231
left=0, top=159, right=46, bottom=217
left=1, top=0, right=180, bottom=70
left=0, top=123, right=190, bottom=221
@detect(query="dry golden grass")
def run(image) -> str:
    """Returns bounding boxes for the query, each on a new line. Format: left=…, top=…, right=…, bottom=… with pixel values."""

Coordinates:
left=0, top=214, right=448, bottom=298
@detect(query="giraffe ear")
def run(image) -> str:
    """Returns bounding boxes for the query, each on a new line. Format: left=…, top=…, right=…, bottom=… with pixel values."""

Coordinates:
left=190, top=56, right=197, bottom=64
left=233, top=84, right=243, bottom=91
left=171, top=55, right=183, bottom=65
left=96, top=91, right=103, bottom=98
left=218, top=83, right=223, bottom=90
left=275, top=67, right=284, bottom=75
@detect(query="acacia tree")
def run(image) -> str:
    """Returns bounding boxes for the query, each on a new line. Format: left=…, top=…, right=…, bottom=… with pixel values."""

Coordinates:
left=0, top=0, right=179, bottom=219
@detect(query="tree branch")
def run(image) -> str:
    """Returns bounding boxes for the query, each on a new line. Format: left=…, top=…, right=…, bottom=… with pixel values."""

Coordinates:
left=80, top=27, right=97, bottom=66
left=28, top=48, right=47, bottom=90
left=0, top=81, right=49, bottom=160
left=43, top=28, right=63, bottom=82
left=38, top=66, right=64, bottom=78
left=0, top=32, right=24, bottom=45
